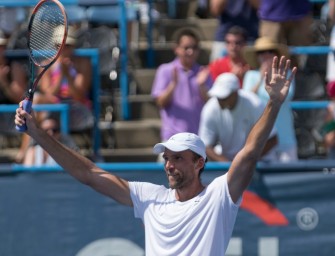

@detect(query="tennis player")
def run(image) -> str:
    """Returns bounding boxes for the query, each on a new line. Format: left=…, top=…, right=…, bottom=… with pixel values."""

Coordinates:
left=14, top=56, right=296, bottom=255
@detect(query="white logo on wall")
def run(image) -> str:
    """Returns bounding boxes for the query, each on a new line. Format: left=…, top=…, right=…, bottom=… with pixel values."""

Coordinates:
left=76, top=237, right=145, bottom=256
left=296, top=207, right=319, bottom=231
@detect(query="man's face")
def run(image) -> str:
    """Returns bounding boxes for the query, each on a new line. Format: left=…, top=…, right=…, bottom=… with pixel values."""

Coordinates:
left=175, top=35, right=199, bottom=68
left=225, top=34, right=245, bottom=59
left=163, top=149, right=201, bottom=190
left=217, top=91, right=238, bottom=110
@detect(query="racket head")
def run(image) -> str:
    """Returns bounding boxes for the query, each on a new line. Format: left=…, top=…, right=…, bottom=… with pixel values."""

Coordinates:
left=27, top=0, right=68, bottom=68
left=16, top=0, right=68, bottom=132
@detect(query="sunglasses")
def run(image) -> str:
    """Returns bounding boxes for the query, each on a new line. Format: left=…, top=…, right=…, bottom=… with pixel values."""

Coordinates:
left=225, top=40, right=244, bottom=46
left=256, top=49, right=277, bottom=55
left=45, top=127, right=59, bottom=133
left=179, top=45, right=199, bottom=51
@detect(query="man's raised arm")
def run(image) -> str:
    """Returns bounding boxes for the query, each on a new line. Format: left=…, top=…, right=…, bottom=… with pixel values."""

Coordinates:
left=14, top=106, right=133, bottom=207
left=227, top=56, right=297, bottom=203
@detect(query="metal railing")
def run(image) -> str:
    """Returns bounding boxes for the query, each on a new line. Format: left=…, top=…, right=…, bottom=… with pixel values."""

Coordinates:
left=0, top=104, right=69, bottom=134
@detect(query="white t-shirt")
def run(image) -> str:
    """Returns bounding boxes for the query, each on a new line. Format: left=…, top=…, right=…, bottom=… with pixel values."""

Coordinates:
left=198, top=90, right=277, bottom=161
left=129, top=174, right=241, bottom=256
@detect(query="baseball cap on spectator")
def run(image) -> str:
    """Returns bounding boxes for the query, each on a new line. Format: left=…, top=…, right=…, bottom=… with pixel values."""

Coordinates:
left=153, top=132, right=207, bottom=159
left=208, top=73, right=239, bottom=99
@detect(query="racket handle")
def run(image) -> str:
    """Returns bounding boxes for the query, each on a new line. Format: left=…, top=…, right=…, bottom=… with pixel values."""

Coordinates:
left=15, top=99, right=33, bottom=132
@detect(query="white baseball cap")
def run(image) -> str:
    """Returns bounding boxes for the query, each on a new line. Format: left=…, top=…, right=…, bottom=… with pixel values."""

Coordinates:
left=153, top=132, right=207, bottom=159
left=208, top=73, right=239, bottom=99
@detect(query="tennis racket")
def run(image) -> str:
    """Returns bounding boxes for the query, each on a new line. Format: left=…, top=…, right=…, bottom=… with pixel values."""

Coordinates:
left=16, top=0, right=68, bottom=132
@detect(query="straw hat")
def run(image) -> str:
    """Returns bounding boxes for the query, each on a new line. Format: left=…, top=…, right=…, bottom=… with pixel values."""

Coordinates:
left=243, top=37, right=289, bottom=69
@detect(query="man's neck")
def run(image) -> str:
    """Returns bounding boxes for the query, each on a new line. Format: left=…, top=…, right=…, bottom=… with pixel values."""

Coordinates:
left=175, top=183, right=205, bottom=202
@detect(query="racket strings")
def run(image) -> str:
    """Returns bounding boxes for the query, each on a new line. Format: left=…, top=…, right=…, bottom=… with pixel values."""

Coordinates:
left=29, top=2, right=66, bottom=67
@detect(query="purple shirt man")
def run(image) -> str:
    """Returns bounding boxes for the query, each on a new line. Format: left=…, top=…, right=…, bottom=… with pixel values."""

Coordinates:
left=152, top=58, right=212, bottom=141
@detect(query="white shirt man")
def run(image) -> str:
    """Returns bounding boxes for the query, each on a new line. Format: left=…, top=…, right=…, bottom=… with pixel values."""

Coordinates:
left=199, top=73, right=278, bottom=162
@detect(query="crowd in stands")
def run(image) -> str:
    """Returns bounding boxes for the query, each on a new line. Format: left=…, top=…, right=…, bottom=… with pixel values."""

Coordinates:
left=1, top=0, right=335, bottom=165
left=153, top=0, right=335, bottom=162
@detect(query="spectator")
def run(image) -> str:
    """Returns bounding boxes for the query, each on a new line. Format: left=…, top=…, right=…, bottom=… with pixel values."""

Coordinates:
left=327, top=0, right=335, bottom=83
left=242, top=37, right=298, bottom=162
left=0, top=7, right=23, bottom=40
left=258, top=0, right=313, bottom=67
left=327, top=0, right=335, bottom=26
left=208, top=26, right=250, bottom=86
left=198, top=72, right=278, bottom=162
left=0, top=30, right=27, bottom=115
left=209, top=0, right=259, bottom=61
left=322, top=81, right=335, bottom=159
left=0, top=29, right=28, bottom=161
left=23, top=117, right=78, bottom=166
left=151, top=29, right=212, bottom=143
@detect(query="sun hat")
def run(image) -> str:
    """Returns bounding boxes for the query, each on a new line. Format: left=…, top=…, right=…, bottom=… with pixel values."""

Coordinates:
left=208, top=73, right=239, bottom=99
left=153, top=132, right=207, bottom=159
left=0, top=30, right=7, bottom=46
left=243, top=37, right=290, bottom=69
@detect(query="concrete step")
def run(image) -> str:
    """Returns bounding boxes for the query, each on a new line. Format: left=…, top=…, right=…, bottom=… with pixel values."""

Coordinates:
left=113, top=94, right=159, bottom=120
left=158, top=18, right=218, bottom=42
left=112, top=119, right=161, bottom=149
left=154, top=0, right=198, bottom=20
left=137, top=17, right=218, bottom=47
left=131, top=68, right=156, bottom=94
left=133, top=42, right=211, bottom=67
left=100, top=147, right=158, bottom=162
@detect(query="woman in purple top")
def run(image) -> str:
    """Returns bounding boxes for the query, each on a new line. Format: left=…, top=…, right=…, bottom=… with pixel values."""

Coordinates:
left=151, top=29, right=213, bottom=142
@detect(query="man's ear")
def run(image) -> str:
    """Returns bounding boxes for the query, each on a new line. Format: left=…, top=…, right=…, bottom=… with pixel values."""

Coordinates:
left=196, top=157, right=205, bottom=170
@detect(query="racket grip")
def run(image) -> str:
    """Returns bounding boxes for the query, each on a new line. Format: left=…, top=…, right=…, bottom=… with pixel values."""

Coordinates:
left=15, top=99, right=33, bottom=132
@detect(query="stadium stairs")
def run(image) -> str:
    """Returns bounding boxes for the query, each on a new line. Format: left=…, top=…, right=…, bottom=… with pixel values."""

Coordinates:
left=99, top=3, right=217, bottom=162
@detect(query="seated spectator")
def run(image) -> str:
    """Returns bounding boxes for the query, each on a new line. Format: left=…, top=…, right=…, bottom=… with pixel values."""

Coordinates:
left=242, top=36, right=298, bottom=162
left=208, top=26, right=250, bottom=86
left=322, top=81, right=335, bottom=159
left=23, top=117, right=78, bottom=166
left=0, top=29, right=28, bottom=160
left=198, top=73, right=278, bottom=162
left=151, top=29, right=212, bottom=144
